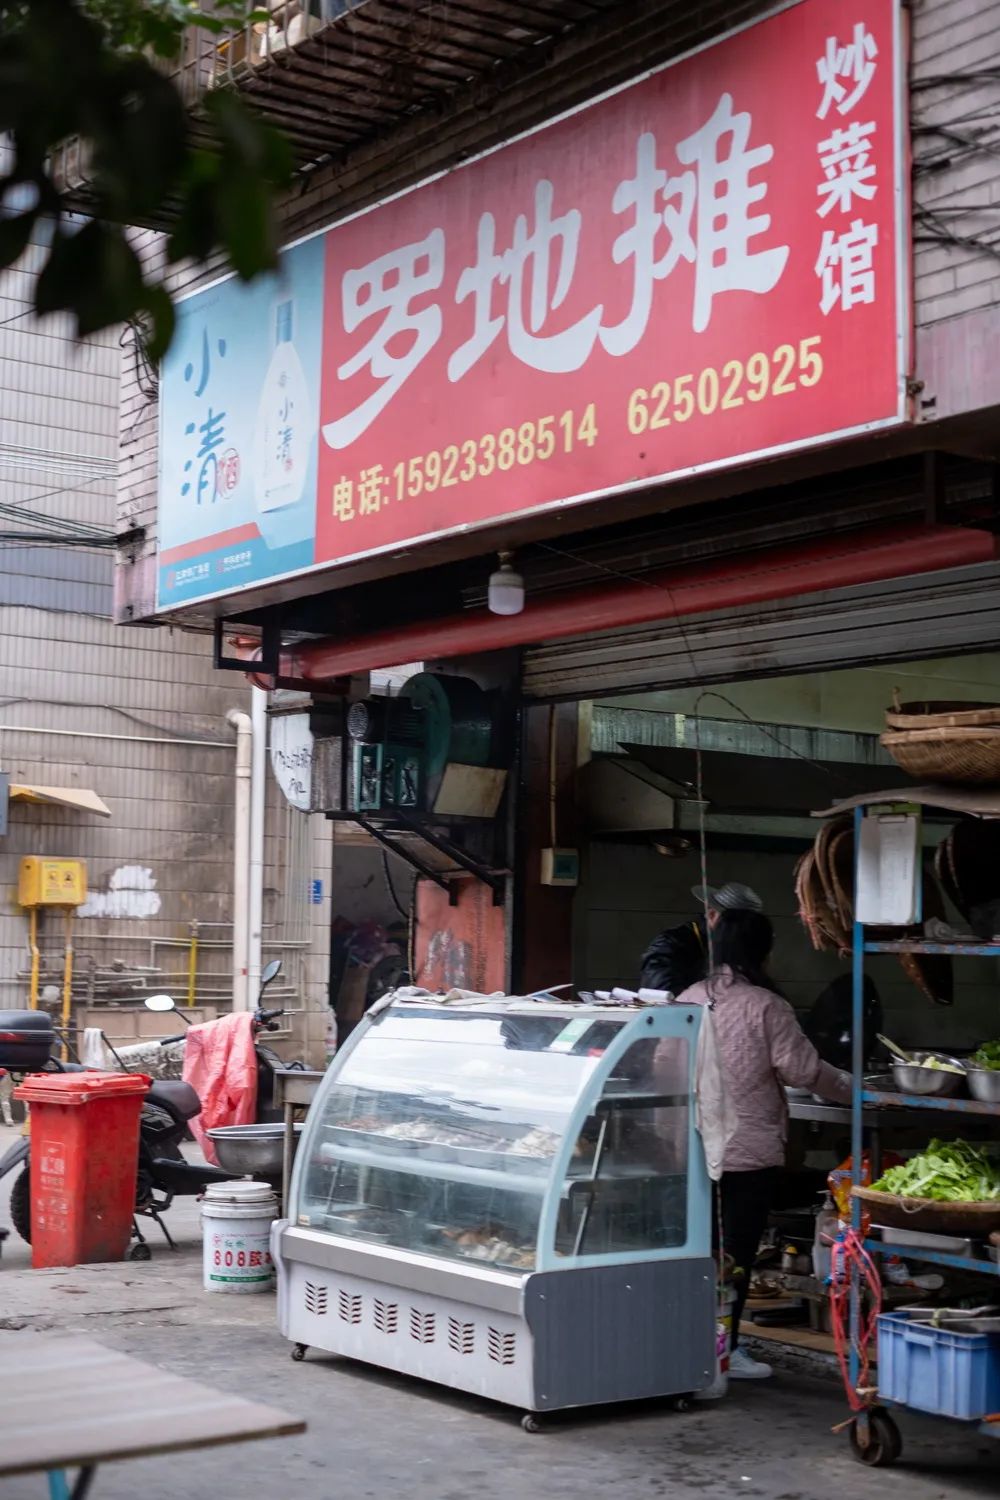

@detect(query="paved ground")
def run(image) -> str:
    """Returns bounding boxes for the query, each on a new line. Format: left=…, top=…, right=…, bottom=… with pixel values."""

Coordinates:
left=1, top=1126, right=998, bottom=1500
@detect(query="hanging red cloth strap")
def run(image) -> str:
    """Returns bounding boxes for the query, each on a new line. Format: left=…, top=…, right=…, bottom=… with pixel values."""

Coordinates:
left=829, top=1227, right=883, bottom=1412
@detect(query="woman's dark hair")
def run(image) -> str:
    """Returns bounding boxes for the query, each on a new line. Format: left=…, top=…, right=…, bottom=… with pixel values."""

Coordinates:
left=709, top=909, right=782, bottom=996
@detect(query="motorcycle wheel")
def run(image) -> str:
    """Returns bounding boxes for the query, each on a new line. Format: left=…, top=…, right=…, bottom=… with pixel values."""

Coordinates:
left=10, top=1165, right=31, bottom=1244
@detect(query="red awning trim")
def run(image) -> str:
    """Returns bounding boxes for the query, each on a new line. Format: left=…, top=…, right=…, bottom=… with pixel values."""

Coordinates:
left=243, top=524, right=998, bottom=686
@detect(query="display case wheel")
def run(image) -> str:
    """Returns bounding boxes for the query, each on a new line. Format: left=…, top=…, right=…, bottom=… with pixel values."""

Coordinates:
left=291, top=1344, right=308, bottom=1363
left=127, top=1242, right=152, bottom=1262
left=521, top=1413, right=544, bottom=1433
left=849, top=1409, right=902, bottom=1467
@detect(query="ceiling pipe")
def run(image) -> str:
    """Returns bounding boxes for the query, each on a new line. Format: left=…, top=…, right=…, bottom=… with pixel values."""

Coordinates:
left=235, top=523, right=998, bottom=686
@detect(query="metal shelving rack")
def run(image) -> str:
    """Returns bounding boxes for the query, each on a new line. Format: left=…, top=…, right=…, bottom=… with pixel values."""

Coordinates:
left=847, top=802, right=1000, bottom=1463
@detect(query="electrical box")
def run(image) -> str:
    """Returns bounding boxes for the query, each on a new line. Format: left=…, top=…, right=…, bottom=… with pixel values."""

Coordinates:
left=18, top=857, right=87, bottom=909
left=540, top=847, right=579, bottom=887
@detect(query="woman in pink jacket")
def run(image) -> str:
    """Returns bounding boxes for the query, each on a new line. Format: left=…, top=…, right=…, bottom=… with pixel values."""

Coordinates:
left=679, top=909, right=852, bottom=1382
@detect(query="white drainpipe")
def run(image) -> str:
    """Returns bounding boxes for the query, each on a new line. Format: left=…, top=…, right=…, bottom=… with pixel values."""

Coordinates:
left=227, top=708, right=252, bottom=1011
left=247, top=685, right=268, bottom=1009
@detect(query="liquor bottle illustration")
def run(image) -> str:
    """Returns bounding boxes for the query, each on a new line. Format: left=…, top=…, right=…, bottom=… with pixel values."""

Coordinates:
left=254, top=297, right=311, bottom=512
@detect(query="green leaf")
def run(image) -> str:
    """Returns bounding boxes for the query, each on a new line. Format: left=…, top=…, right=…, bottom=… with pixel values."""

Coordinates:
left=139, top=284, right=176, bottom=362
left=0, top=208, right=38, bottom=267
left=2, top=0, right=293, bottom=353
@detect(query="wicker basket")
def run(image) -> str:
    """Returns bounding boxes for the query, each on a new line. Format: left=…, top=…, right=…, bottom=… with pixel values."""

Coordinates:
left=853, top=1185, right=1000, bottom=1236
left=881, top=726, right=1000, bottom=785
left=885, top=700, right=1000, bottom=731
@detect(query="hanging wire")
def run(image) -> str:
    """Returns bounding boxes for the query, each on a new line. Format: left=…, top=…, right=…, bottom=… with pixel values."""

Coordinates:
left=381, top=848, right=409, bottom=921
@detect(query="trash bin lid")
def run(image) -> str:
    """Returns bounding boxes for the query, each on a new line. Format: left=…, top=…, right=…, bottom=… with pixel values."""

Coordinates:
left=14, top=1071, right=152, bottom=1105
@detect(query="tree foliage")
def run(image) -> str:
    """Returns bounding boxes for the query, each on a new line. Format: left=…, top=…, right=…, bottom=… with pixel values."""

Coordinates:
left=0, top=0, right=290, bottom=356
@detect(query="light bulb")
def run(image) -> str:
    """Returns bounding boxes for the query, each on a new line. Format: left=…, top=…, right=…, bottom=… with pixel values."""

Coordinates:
left=488, top=556, right=524, bottom=615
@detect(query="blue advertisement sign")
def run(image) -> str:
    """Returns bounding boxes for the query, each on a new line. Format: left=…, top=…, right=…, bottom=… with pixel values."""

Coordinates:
left=157, top=238, right=324, bottom=607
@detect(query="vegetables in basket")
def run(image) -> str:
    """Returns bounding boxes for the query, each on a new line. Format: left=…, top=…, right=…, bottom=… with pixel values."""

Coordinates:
left=872, top=1140, right=1000, bottom=1202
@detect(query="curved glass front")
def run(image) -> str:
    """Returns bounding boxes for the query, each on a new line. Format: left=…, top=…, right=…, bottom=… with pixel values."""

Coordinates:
left=293, top=1006, right=629, bottom=1273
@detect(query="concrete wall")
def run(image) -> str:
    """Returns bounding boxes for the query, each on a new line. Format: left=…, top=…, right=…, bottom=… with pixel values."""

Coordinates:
left=0, top=607, right=334, bottom=1055
left=913, top=0, right=1000, bottom=331
left=0, top=165, right=333, bottom=1059
left=601, top=653, right=1000, bottom=736
left=329, top=843, right=415, bottom=930
left=0, top=141, right=117, bottom=618
left=575, top=840, right=998, bottom=1053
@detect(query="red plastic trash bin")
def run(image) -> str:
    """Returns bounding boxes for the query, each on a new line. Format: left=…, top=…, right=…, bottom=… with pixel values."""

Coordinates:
left=14, top=1072, right=150, bottom=1268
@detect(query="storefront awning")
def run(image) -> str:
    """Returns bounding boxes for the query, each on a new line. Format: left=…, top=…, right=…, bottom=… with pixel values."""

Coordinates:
left=9, top=784, right=111, bottom=817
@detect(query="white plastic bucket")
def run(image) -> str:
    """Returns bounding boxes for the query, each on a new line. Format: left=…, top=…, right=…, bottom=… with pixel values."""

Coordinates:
left=201, top=1180, right=278, bottom=1294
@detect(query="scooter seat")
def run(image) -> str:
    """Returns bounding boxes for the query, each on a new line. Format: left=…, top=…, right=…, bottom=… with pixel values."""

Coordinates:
left=146, top=1079, right=201, bottom=1122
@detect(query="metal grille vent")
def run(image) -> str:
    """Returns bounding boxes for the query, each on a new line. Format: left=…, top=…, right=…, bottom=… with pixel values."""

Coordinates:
left=337, top=1290, right=362, bottom=1325
left=448, top=1318, right=475, bottom=1355
left=487, top=1328, right=516, bottom=1366
left=410, top=1308, right=436, bottom=1345
left=304, top=1281, right=328, bottom=1316
left=374, top=1299, right=399, bottom=1335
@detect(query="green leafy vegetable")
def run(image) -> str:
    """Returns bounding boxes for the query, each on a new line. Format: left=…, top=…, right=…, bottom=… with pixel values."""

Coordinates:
left=0, top=0, right=291, bottom=356
left=971, top=1040, right=1000, bottom=1071
left=871, top=1139, right=1000, bottom=1202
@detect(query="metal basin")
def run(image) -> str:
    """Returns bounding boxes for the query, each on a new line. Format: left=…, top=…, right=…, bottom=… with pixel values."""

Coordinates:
left=891, top=1054, right=966, bottom=1096
left=966, top=1067, right=1000, bottom=1103
left=207, top=1122, right=302, bottom=1180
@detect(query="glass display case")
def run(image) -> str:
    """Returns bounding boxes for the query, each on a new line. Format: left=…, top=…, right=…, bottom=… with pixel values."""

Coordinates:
left=276, top=998, right=714, bottom=1422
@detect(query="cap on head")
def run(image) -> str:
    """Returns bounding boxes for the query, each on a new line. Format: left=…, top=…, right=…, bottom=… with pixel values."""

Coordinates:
left=691, top=881, right=764, bottom=914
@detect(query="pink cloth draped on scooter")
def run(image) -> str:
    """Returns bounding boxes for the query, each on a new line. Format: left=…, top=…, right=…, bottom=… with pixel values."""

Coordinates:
left=182, top=1012, right=257, bottom=1164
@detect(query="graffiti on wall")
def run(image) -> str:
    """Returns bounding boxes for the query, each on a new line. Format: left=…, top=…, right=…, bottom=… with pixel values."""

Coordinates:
left=414, top=878, right=505, bottom=994
left=77, top=866, right=161, bottom=919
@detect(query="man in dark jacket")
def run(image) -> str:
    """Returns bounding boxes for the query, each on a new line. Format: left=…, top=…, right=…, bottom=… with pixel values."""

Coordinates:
left=639, top=881, right=764, bottom=997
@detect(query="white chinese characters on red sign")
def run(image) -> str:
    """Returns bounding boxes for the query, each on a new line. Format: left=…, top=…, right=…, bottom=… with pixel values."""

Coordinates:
left=323, top=92, right=791, bottom=453
left=815, top=21, right=881, bottom=314
left=312, top=0, right=904, bottom=563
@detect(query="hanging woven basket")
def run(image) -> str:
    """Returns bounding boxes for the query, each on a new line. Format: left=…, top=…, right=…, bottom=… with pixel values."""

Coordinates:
left=881, top=726, right=1000, bottom=785
left=885, top=698, right=1000, bottom=731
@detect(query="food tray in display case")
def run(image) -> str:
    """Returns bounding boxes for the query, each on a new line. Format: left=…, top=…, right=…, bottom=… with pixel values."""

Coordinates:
left=274, top=996, right=716, bottom=1422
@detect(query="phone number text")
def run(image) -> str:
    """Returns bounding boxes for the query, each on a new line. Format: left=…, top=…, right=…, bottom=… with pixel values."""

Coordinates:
left=627, top=336, right=824, bottom=434
left=331, top=405, right=598, bottom=522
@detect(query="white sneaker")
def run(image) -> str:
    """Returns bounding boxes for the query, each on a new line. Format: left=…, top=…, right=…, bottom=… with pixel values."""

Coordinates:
left=728, top=1347, right=773, bottom=1381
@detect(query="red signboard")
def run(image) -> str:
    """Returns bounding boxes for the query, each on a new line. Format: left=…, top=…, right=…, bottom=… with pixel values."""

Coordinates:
left=315, top=0, right=907, bottom=566
left=157, top=0, right=909, bottom=612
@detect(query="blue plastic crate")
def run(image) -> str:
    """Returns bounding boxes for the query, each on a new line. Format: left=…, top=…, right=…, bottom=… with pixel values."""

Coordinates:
left=878, top=1313, right=1000, bottom=1421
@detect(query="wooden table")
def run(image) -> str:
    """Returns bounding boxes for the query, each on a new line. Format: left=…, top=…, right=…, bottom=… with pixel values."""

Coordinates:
left=0, top=1335, right=306, bottom=1498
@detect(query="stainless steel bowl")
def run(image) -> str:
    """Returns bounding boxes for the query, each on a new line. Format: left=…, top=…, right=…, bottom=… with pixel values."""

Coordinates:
left=966, top=1067, right=1000, bottom=1103
left=891, top=1053, right=966, bottom=1096
left=207, top=1122, right=302, bottom=1180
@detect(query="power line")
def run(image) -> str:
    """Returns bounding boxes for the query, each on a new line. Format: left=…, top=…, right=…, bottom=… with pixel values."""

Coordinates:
left=0, top=532, right=116, bottom=548
left=0, top=307, right=37, bottom=331
left=0, top=501, right=114, bottom=542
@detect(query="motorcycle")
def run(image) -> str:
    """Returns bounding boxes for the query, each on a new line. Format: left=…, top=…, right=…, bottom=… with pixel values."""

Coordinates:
left=0, top=959, right=302, bottom=1256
